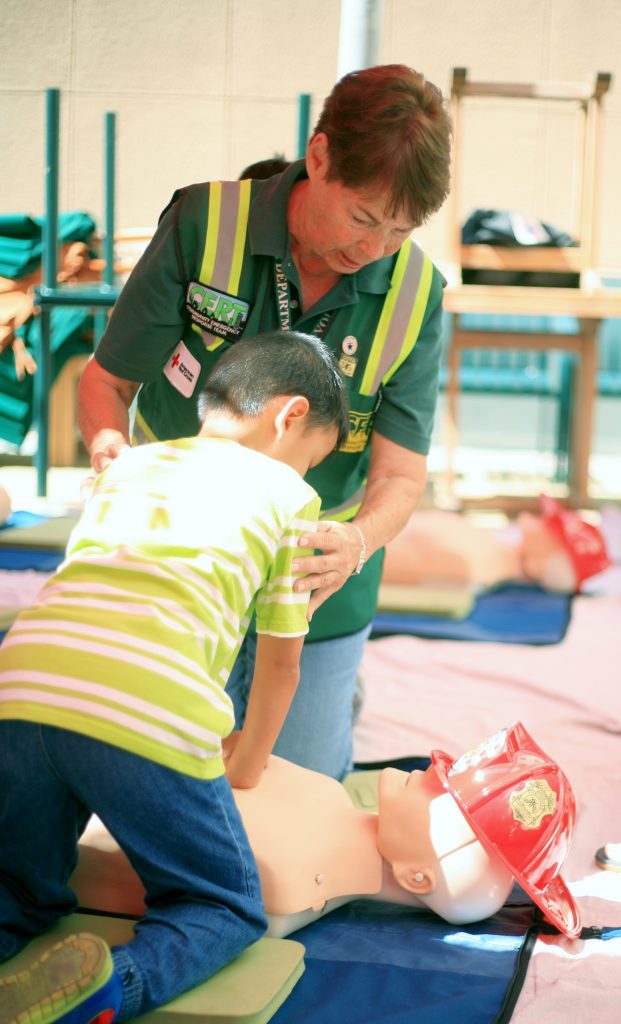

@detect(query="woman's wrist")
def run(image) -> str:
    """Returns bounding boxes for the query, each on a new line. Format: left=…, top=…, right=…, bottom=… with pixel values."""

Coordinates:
left=350, top=522, right=367, bottom=576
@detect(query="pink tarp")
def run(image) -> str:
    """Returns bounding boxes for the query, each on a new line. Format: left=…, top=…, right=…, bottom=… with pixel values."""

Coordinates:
left=354, top=576, right=621, bottom=1020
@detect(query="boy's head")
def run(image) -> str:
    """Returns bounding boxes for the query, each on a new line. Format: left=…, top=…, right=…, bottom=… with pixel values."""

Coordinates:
left=198, top=331, right=350, bottom=474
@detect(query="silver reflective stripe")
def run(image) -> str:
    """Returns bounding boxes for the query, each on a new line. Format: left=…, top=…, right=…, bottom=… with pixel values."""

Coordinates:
left=210, top=182, right=246, bottom=291
left=194, top=180, right=251, bottom=351
left=365, top=243, right=425, bottom=394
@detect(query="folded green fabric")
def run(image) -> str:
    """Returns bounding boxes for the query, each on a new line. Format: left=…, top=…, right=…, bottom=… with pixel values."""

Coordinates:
left=0, top=211, right=96, bottom=278
left=0, top=306, right=92, bottom=444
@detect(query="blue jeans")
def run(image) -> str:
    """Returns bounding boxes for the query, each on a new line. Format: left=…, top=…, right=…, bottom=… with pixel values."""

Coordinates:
left=226, top=624, right=372, bottom=780
left=0, top=722, right=266, bottom=1020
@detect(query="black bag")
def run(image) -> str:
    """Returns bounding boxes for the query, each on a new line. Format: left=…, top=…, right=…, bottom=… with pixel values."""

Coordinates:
left=461, top=209, right=580, bottom=287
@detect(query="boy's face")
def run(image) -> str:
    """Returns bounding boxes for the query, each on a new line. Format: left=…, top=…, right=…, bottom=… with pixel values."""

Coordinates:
left=290, top=422, right=340, bottom=476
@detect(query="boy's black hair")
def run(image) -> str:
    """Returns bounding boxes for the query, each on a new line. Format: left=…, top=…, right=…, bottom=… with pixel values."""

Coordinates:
left=239, top=155, right=290, bottom=180
left=199, top=331, right=350, bottom=449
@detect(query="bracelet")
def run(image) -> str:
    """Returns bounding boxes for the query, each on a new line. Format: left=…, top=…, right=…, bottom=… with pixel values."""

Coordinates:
left=350, top=522, right=367, bottom=576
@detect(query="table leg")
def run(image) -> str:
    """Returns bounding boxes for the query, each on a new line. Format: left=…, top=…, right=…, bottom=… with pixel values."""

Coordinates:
left=569, top=318, right=598, bottom=507
left=441, top=325, right=460, bottom=504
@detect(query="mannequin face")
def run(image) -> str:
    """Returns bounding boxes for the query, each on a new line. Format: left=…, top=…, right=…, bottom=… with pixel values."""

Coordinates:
left=377, top=767, right=514, bottom=923
left=377, top=768, right=476, bottom=881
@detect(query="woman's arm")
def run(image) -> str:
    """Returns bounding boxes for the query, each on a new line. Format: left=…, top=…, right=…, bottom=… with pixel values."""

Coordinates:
left=293, top=432, right=427, bottom=617
left=77, top=358, right=140, bottom=472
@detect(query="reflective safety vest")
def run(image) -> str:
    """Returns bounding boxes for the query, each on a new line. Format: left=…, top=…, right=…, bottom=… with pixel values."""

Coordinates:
left=131, top=177, right=440, bottom=640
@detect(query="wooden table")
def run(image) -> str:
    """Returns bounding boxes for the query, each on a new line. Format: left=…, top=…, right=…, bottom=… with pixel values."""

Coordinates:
left=441, top=284, right=621, bottom=508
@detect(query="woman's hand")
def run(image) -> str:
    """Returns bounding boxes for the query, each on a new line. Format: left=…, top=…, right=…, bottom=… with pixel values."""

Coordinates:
left=292, top=520, right=365, bottom=618
left=90, top=437, right=131, bottom=474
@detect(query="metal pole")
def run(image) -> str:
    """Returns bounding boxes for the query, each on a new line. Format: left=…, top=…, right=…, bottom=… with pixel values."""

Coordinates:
left=297, top=93, right=311, bottom=159
left=337, top=0, right=383, bottom=78
left=36, top=87, right=60, bottom=497
left=95, top=111, right=116, bottom=345
left=103, top=112, right=115, bottom=287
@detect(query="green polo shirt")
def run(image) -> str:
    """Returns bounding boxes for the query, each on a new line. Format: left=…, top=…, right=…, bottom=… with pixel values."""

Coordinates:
left=95, top=162, right=445, bottom=641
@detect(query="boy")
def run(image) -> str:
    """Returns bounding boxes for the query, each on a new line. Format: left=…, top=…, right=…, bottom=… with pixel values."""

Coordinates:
left=0, top=330, right=349, bottom=1023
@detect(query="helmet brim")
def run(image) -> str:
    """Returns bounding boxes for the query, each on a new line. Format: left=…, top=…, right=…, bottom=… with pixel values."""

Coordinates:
left=431, top=748, right=582, bottom=939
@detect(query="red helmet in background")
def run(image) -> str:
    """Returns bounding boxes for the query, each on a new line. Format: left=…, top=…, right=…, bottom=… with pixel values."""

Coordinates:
left=539, top=494, right=611, bottom=590
left=431, top=721, right=581, bottom=939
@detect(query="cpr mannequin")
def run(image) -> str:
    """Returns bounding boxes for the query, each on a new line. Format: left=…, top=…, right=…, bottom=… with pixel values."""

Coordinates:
left=234, top=753, right=515, bottom=936
left=382, top=495, right=611, bottom=594
left=72, top=722, right=580, bottom=941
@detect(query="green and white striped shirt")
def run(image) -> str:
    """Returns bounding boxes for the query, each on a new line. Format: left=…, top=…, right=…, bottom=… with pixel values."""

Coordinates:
left=0, top=438, right=320, bottom=778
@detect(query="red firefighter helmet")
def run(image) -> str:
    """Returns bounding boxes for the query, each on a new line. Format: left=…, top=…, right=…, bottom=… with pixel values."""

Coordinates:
left=431, top=721, right=581, bottom=938
left=539, top=493, right=611, bottom=590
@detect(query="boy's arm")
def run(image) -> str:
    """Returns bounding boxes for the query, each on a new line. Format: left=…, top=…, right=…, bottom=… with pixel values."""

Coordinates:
left=224, top=489, right=320, bottom=788
left=224, top=632, right=304, bottom=789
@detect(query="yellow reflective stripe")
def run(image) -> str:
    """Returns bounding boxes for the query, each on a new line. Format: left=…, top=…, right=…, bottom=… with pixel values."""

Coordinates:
left=192, top=321, right=227, bottom=351
left=133, top=408, right=158, bottom=444
left=228, top=179, right=251, bottom=293
left=359, top=244, right=410, bottom=396
left=321, top=502, right=363, bottom=523
left=381, top=255, right=433, bottom=386
left=199, top=182, right=222, bottom=284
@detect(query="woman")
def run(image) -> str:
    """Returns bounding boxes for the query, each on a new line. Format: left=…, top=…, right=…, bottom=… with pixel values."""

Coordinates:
left=77, top=64, right=452, bottom=779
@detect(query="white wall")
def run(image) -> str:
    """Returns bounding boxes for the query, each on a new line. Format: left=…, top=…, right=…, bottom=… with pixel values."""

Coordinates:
left=2, top=0, right=621, bottom=270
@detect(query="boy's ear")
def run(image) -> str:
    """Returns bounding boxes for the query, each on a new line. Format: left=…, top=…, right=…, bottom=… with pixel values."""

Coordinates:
left=274, top=396, right=309, bottom=438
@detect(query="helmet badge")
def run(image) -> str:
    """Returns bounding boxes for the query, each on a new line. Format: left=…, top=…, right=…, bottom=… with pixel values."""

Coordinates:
left=510, top=779, right=556, bottom=829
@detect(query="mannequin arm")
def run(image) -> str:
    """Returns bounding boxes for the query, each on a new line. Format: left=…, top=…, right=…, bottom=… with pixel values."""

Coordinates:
left=224, top=633, right=303, bottom=789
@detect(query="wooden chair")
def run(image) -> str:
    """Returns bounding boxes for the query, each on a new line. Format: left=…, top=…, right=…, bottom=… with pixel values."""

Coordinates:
left=441, top=67, right=616, bottom=509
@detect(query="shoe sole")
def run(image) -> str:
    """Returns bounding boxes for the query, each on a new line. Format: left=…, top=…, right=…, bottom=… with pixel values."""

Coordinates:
left=595, top=846, right=621, bottom=872
left=0, top=932, right=113, bottom=1024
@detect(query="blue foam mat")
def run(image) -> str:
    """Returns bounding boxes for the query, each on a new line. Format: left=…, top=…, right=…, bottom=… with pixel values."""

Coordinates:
left=371, top=583, right=571, bottom=645
left=0, top=548, right=65, bottom=571
left=1, top=511, right=48, bottom=530
left=272, top=898, right=536, bottom=1024
left=0, top=512, right=66, bottom=571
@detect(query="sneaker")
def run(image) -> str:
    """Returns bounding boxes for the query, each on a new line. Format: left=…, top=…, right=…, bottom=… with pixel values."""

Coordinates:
left=595, top=843, right=621, bottom=872
left=0, top=932, right=123, bottom=1024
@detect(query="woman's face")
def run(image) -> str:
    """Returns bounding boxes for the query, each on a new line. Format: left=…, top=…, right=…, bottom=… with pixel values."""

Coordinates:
left=292, top=133, right=416, bottom=276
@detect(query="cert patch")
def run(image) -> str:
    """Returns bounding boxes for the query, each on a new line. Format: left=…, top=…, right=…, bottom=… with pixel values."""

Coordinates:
left=186, top=281, right=250, bottom=340
left=164, top=340, right=201, bottom=398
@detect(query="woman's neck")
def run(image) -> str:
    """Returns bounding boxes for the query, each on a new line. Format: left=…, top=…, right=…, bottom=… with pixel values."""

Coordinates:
left=287, top=181, right=340, bottom=306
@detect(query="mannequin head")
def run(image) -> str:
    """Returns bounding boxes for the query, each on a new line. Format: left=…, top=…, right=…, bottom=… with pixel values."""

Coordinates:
left=378, top=722, right=581, bottom=938
left=518, top=495, right=610, bottom=593
left=377, top=766, right=515, bottom=924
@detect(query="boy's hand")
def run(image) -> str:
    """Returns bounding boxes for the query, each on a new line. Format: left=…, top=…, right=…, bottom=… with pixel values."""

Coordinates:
left=224, top=731, right=267, bottom=788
